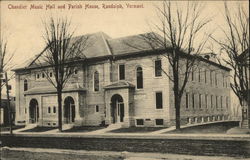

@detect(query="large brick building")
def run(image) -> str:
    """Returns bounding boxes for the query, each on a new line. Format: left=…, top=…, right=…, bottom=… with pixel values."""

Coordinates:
left=14, top=32, right=231, bottom=128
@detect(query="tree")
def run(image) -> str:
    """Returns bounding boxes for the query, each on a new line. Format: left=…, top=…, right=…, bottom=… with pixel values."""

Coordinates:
left=37, top=17, right=89, bottom=131
left=212, top=3, right=249, bottom=127
left=138, top=1, right=211, bottom=129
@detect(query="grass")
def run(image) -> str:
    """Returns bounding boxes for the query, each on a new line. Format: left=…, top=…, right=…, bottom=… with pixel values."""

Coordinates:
left=21, top=127, right=55, bottom=132
left=166, top=121, right=239, bottom=134
left=109, top=127, right=166, bottom=133
left=62, top=126, right=106, bottom=132
left=0, top=125, right=25, bottom=132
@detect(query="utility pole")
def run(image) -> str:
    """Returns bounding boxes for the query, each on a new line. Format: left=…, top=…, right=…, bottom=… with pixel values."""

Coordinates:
left=5, top=72, right=12, bottom=134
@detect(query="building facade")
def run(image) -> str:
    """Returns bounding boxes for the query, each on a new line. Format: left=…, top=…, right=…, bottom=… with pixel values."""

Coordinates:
left=14, top=32, right=231, bottom=128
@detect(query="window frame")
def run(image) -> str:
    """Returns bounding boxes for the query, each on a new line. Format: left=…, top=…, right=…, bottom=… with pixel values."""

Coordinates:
left=136, top=66, right=143, bottom=89
left=93, top=71, right=100, bottom=92
left=154, top=59, right=162, bottom=77
left=155, top=91, right=163, bottom=109
left=118, top=64, right=125, bottom=80
left=24, top=79, right=28, bottom=91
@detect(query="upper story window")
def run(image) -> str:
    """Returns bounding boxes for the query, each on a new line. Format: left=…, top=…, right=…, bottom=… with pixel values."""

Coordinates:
left=49, top=72, right=53, bottom=77
left=198, top=69, right=201, bottom=82
left=95, top=105, right=99, bottom=112
left=94, top=71, right=99, bottom=92
left=199, top=94, right=202, bottom=109
left=119, top=64, right=125, bottom=80
left=42, top=73, right=45, bottom=78
left=24, top=79, right=28, bottom=91
left=136, top=67, right=143, bottom=89
left=186, top=93, right=189, bottom=109
left=36, top=73, right=40, bottom=79
left=191, top=69, right=195, bottom=81
left=74, top=69, right=78, bottom=75
left=210, top=71, right=213, bottom=85
left=205, top=94, right=208, bottom=108
left=48, top=106, right=51, bottom=113
left=204, top=70, right=207, bottom=83
left=155, top=91, right=163, bottom=109
left=215, top=73, right=218, bottom=86
left=155, top=59, right=162, bottom=77
left=211, top=95, right=213, bottom=108
left=192, top=93, right=195, bottom=109
left=53, top=106, right=56, bottom=113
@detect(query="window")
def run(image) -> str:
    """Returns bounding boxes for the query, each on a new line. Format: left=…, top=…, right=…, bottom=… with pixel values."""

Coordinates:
left=205, top=95, right=208, bottom=108
left=136, top=119, right=144, bottom=125
left=215, top=73, right=218, bottom=86
left=156, top=92, right=163, bottom=109
left=36, top=73, right=40, bottom=79
left=221, top=96, right=223, bottom=108
left=155, top=59, right=162, bottom=77
left=49, top=72, right=53, bottom=77
left=119, top=64, right=125, bottom=80
left=198, top=69, right=201, bottom=82
left=204, top=70, right=207, bottom=83
left=48, top=107, right=51, bottom=113
left=226, top=97, right=229, bottom=108
left=155, top=119, right=164, bottom=125
left=24, top=79, right=28, bottom=91
left=74, top=69, right=78, bottom=74
left=42, top=73, right=45, bottom=78
left=191, top=69, right=195, bottom=81
left=95, top=105, right=99, bottom=112
left=136, top=67, right=143, bottom=89
left=210, top=71, right=213, bottom=85
left=186, top=93, right=189, bottom=109
left=53, top=106, right=56, bottom=113
left=199, top=94, right=202, bottom=109
left=211, top=95, right=213, bottom=108
left=222, top=75, right=225, bottom=87
left=216, top=96, right=218, bottom=108
left=94, top=71, right=99, bottom=91
left=192, top=93, right=195, bottom=109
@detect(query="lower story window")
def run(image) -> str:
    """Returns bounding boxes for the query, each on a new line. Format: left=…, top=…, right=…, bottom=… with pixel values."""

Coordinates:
left=155, top=119, right=164, bottom=125
left=136, top=119, right=144, bottom=126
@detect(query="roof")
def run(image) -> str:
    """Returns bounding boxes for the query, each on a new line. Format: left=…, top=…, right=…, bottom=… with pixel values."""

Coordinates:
left=104, top=81, right=135, bottom=90
left=13, top=32, right=230, bottom=71
left=24, top=84, right=86, bottom=95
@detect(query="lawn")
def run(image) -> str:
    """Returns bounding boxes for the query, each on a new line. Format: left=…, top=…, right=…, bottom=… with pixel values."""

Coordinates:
left=62, top=126, right=106, bottom=132
left=109, top=127, right=166, bottom=133
left=21, top=127, right=55, bottom=132
left=166, top=121, right=239, bottom=134
left=0, top=125, right=25, bottom=132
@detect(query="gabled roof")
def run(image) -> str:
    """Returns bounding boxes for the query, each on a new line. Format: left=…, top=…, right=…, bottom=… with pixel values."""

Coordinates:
left=103, top=81, right=135, bottom=90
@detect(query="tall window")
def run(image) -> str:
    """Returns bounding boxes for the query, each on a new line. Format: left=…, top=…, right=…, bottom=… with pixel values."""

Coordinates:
left=205, top=94, right=208, bottom=108
left=210, top=71, right=213, bottom=85
left=204, top=70, right=207, bottom=83
left=53, top=106, right=56, bottom=113
left=216, top=96, right=218, bottom=108
left=94, top=71, right=99, bottom=91
left=136, top=67, right=143, bottom=89
left=221, top=96, right=223, bottom=108
left=198, top=69, right=201, bottom=82
left=191, top=69, right=195, bottom=81
left=119, top=64, right=125, bottom=80
left=215, top=73, right=218, bottom=86
left=156, top=92, right=163, bottom=109
left=48, top=106, right=51, bottom=113
left=24, top=79, right=28, bottom=91
left=211, top=95, right=213, bottom=108
left=155, top=59, right=162, bottom=77
left=226, top=97, right=229, bottom=108
left=96, top=105, right=99, bottom=112
left=192, top=93, right=195, bottom=109
left=199, top=94, right=202, bottom=109
left=186, top=93, right=189, bottom=109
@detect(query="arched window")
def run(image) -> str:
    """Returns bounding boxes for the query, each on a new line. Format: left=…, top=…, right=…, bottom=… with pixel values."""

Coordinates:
left=94, top=71, right=99, bottom=91
left=24, top=79, right=28, bottom=91
left=136, top=67, right=143, bottom=89
left=48, top=106, right=51, bottom=113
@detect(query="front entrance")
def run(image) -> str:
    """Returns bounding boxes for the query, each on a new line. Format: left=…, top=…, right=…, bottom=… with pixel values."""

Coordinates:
left=111, top=94, right=124, bottom=123
left=29, top=99, right=39, bottom=123
left=64, top=97, right=75, bottom=124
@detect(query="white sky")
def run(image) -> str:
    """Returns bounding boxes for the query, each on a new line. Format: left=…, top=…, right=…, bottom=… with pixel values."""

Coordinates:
left=0, top=0, right=249, bottom=95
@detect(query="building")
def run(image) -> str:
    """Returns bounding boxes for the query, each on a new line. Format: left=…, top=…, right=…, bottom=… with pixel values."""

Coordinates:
left=13, top=32, right=231, bottom=128
left=0, top=95, right=15, bottom=126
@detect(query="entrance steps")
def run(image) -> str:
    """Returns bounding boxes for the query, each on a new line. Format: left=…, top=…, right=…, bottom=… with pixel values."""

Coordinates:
left=14, top=123, right=38, bottom=133
left=241, top=119, right=249, bottom=129
left=62, top=124, right=74, bottom=131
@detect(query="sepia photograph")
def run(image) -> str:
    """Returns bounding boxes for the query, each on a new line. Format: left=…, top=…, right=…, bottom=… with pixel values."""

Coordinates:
left=0, top=0, right=249, bottom=159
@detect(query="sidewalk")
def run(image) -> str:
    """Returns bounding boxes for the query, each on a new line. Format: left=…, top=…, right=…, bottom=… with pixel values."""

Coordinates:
left=1, top=147, right=249, bottom=160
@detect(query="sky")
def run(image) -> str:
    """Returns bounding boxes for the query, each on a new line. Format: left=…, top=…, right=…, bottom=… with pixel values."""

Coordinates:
left=0, top=0, right=249, bottom=95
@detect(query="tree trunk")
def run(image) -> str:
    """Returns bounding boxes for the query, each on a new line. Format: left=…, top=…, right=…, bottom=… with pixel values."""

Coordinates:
left=175, top=94, right=181, bottom=129
left=57, top=87, right=63, bottom=132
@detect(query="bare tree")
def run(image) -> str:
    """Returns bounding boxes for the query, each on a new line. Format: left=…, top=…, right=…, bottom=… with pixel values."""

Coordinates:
left=137, top=1, right=211, bottom=129
left=37, top=17, right=89, bottom=131
left=212, top=3, right=249, bottom=127
left=0, top=32, right=15, bottom=127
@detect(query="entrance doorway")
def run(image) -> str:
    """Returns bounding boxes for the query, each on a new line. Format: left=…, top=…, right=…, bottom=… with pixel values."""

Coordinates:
left=29, top=99, right=39, bottom=123
left=64, top=97, right=75, bottom=124
left=111, top=94, right=124, bottom=123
